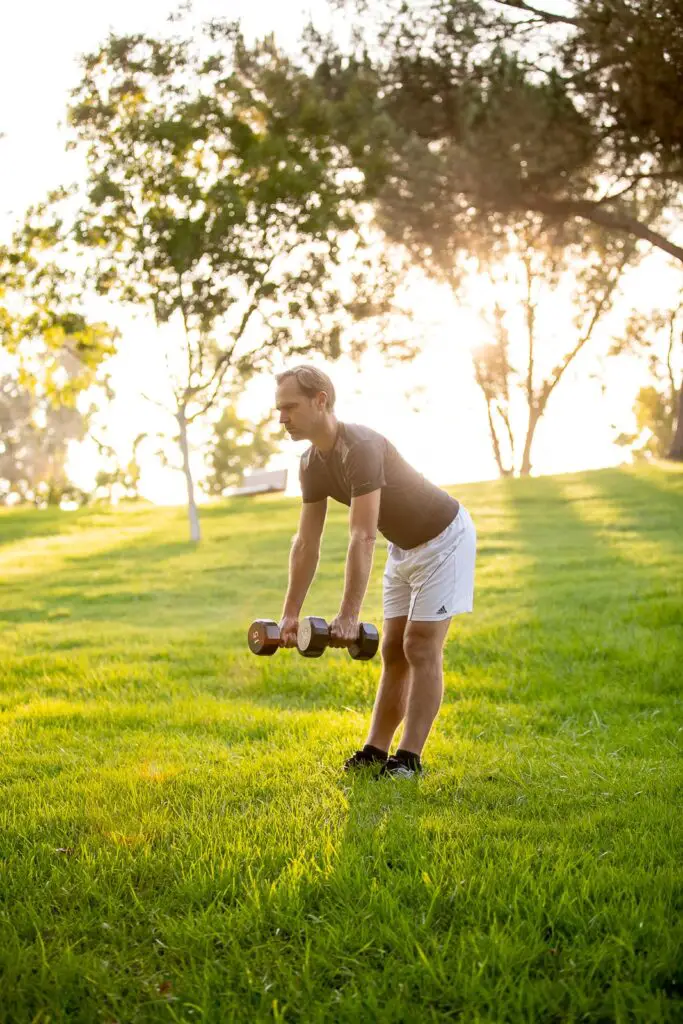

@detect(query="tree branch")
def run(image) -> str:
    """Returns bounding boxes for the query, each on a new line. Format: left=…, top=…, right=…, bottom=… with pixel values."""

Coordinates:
left=180, top=221, right=315, bottom=427
left=499, top=405, right=516, bottom=461
left=486, top=395, right=507, bottom=476
left=185, top=356, right=235, bottom=424
left=490, top=0, right=579, bottom=26
left=521, top=254, right=536, bottom=406
left=473, top=359, right=513, bottom=475
left=141, top=391, right=171, bottom=413
left=597, top=171, right=683, bottom=205
left=184, top=295, right=266, bottom=425
left=666, top=316, right=680, bottom=407
left=527, top=195, right=683, bottom=264
left=184, top=238, right=291, bottom=424
left=539, top=255, right=630, bottom=409
left=177, top=271, right=197, bottom=390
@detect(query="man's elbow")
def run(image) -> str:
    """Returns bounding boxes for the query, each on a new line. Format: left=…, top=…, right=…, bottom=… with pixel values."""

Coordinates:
left=293, top=534, right=321, bottom=556
left=350, top=529, right=377, bottom=545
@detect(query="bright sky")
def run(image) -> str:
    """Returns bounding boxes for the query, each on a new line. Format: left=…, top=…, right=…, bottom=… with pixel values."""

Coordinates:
left=2, top=0, right=680, bottom=504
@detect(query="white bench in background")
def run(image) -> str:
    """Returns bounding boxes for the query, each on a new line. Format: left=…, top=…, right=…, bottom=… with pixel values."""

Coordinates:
left=229, top=469, right=288, bottom=497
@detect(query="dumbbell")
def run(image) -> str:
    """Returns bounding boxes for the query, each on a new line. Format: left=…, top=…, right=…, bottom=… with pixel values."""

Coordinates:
left=247, top=616, right=380, bottom=661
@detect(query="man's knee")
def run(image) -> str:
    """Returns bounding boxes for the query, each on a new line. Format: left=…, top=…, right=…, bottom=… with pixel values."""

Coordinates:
left=403, top=630, right=441, bottom=667
left=382, top=633, right=408, bottom=667
left=380, top=616, right=408, bottom=667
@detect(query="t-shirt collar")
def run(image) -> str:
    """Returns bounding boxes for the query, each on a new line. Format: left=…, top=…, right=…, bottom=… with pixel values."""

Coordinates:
left=318, top=422, right=343, bottom=461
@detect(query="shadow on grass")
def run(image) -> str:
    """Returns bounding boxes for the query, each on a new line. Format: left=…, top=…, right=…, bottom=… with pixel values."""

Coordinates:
left=0, top=520, right=299, bottom=628
left=502, top=471, right=677, bottom=605
left=0, top=507, right=87, bottom=549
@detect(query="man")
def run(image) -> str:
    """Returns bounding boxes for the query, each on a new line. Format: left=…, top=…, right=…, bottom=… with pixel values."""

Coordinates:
left=276, top=365, right=476, bottom=779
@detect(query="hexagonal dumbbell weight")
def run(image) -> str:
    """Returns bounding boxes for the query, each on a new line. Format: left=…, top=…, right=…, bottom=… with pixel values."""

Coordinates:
left=247, top=619, right=282, bottom=656
left=297, top=616, right=380, bottom=661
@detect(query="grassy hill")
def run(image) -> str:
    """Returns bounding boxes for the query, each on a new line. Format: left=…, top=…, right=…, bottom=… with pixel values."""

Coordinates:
left=1, top=465, right=681, bottom=1023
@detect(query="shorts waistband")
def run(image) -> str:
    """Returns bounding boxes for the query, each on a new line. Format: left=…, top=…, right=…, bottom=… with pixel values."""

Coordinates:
left=389, top=507, right=463, bottom=558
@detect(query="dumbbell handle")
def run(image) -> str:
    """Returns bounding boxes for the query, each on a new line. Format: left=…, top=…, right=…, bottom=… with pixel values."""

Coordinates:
left=297, top=616, right=379, bottom=660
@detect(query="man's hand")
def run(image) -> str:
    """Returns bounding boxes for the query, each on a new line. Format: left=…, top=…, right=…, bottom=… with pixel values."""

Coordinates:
left=279, top=615, right=299, bottom=648
left=328, top=613, right=360, bottom=648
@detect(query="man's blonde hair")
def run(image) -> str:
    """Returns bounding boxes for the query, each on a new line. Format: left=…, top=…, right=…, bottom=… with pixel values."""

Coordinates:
left=276, top=365, right=336, bottom=410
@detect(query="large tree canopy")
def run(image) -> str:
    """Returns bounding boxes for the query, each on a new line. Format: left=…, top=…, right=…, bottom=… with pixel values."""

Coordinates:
left=313, top=0, right=683, bottom=269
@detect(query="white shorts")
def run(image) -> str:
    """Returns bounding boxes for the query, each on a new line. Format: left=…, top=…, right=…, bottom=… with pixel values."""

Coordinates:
left=383, top=506, right=476, bottom=622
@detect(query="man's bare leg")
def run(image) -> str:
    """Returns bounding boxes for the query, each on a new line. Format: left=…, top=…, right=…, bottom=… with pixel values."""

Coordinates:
left=398, top=618, right=452, bottom=756
left=364, top=616, right=409, bottom=752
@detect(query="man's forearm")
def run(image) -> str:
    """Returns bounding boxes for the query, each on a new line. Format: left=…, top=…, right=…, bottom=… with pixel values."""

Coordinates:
left=282, top=539, right=320, bottom=617
left=339, top=534, right=376, bottom=618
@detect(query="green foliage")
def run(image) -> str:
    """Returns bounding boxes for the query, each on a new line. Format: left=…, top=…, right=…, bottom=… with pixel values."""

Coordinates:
left=616, top=387, right=676, bottom=461
left=565, top=0, right=683, bottom=173
left=205, top=406, right=284, bottom=496
left=635, top=386, right=676, bottom=457
left=612, top=300, right=682, bottom=460
left=0, top=199, right=115, bottom=508
left=0, top=466, right=681, bottom=1020
left=0, top=194, right=117, bottom=406
left=0, top=376, right=90, bottom=507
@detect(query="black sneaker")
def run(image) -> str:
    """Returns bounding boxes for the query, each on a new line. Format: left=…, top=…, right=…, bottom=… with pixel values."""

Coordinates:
left=378, top=755, right=422, bottom=780
left=343, top=748, right=387, bottom=771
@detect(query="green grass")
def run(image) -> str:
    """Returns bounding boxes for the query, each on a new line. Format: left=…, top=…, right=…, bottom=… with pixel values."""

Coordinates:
left=0, top=464, right=682, bottom=1023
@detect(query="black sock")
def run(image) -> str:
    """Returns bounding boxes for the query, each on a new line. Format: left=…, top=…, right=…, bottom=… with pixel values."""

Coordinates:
left=395, top=747, right=421, bottom=769
left=362, top=744, right=388, bottom=760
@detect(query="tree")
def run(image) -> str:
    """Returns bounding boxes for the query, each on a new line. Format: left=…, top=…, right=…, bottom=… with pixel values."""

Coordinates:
left=670, top=385, right=683, bottom=461
left=0, top=199, right=116, bottom=508
left=612, top=300, right=682, bottom=460
left=0, top=195, right=117, bottom=406
left=0, top=375, right=90, bottom=507
left=68, top=22, right=397, bottom=542
left=205, top=405, right=283, bottom=497
left=470, top=220, right=638, bottom=475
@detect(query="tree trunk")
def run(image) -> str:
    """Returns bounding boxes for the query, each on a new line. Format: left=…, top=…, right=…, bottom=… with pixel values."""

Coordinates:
left=520, top=407, right=541, bottom=476
left=485, top=402, right=513, bottom=477
left=668, top=381, right=683, bottom=461
left=177, top=410, right=201, bottom=543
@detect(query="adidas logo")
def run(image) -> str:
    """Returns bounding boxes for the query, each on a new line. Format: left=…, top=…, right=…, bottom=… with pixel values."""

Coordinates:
left=437, top=605, right=448, bottom=615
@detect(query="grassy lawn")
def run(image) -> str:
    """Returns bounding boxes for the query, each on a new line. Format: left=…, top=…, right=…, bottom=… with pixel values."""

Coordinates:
left=0, top=464, right=681, bottom=1023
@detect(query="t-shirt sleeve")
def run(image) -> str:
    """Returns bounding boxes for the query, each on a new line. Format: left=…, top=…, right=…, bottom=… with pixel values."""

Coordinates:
left=299, top=455, right=328, bottom=504
left=346, top=440, right=386, bottom=497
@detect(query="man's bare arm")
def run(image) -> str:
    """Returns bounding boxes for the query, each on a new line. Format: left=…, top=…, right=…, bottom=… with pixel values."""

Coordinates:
left=330, top=489, right=381, bottom=644
left=280, top=499, right=327, bottom=644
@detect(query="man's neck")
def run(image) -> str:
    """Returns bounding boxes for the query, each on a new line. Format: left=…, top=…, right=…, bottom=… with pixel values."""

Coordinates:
left=311, top=416, right=339, bottom=454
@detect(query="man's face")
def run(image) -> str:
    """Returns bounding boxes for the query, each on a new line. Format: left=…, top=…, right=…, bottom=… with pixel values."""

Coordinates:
left=275, top=377, right=324, bottom=441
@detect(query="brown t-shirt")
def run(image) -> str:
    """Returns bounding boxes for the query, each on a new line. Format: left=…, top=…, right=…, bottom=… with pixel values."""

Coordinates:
left=299, top=422, right=460, bottom=549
